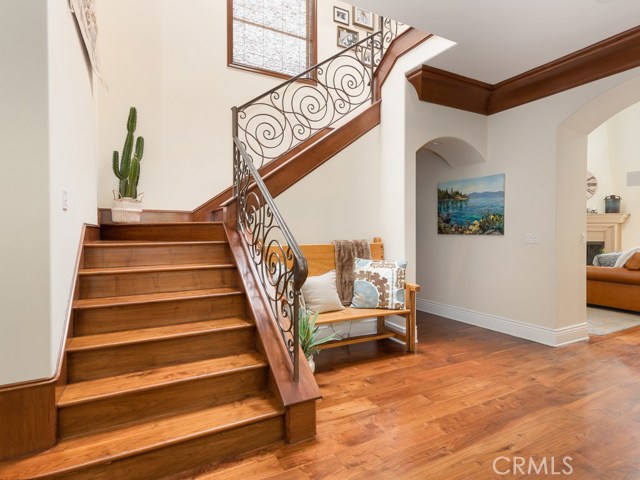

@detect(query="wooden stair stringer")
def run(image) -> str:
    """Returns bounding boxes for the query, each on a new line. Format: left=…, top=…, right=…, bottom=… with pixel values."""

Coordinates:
left=221, top=101, right=381, bottom=210
left=224, top=224, right=321, bottom=444
left=192, top=127, right=333, bottom=221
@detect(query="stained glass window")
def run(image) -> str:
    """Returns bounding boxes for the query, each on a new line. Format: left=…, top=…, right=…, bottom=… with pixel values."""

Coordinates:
left=229, top=0, right=316, bottom=78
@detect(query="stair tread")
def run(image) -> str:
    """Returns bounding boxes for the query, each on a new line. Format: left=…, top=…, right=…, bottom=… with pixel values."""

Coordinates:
left=0, top=395, right=282, bottom=479
left=85, top=240, right=228, bottom=247
left=58, top=352, right=267, bottom=407
left=79, top=263, right=236, bottom=276
left=73, top=287, right=244, bottom=309
left=67, top=317, right=254, bottom=351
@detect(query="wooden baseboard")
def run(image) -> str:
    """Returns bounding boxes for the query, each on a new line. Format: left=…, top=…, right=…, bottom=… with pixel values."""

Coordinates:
left=0, top=224, right=96, bottom=461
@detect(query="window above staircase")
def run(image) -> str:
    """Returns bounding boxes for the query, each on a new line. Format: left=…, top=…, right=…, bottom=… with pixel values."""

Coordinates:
left=228, top=0, right=317, bottom=80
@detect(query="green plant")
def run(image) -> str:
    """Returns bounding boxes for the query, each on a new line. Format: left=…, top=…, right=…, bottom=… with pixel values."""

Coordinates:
left=113, top=107, right=145, bottom=199
left=298, top=309, right=339, bottom=359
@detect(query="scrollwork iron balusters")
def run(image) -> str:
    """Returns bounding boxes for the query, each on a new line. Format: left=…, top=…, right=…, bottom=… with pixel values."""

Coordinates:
left=232, top=20, right=407, bottom=381
left=380, top=17, right=408, bottom=53
left=236, top=32, right=384, bottom=169
left=232, top=131, right=308, bottom=382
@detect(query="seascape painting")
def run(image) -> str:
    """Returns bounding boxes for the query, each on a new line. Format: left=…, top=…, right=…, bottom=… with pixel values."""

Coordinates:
left=438, top=174, right=505, bottom=235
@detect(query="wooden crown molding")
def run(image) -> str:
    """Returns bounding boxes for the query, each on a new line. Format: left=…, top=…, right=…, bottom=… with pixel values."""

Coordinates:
left=407, top=25, right=640, bottom=116
left=406, top=66, right=492, bottom=115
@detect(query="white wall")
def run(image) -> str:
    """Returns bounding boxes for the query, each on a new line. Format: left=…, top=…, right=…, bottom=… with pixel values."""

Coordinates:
left=48, top=0, right=99, bottom=379
left=586, top=124, right=615, bottom=215
left=411, top=67, right=640, bottom=345
left=96, top=0, right=379, bottom=211
left=278, top=126, right=381, bottom=243
left=0, top=0, right=52, bottom=385
left=608, top=104, right=640, bottom=248
left=0, top=1, right=98, bottom=386
left=378, top=36, right=456, bottom=281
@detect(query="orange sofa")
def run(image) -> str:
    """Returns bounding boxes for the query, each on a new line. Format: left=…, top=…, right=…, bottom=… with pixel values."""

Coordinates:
left=587, top=266, right=640, bottom=312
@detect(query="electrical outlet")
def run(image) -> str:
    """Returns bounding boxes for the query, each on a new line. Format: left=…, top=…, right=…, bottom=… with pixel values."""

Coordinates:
left=62, top=191, right=69, bottom=212
left=523, top=233, right=540, bottom=244
left=580, top=233, right=587, bottom=245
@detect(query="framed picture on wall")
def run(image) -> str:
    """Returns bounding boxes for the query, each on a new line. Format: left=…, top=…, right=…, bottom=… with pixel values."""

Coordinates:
left=333, top=6, right=349, bottom=25
left=362, top=47, right=372, bottom=66
left=437, top=174, right=505, bottom=235
left=337, top=26, right=359, bottom=48
left=353, top=7, right=374, bottom=30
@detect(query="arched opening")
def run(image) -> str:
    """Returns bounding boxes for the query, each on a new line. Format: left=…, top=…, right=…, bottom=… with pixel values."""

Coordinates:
left=419, top=137, right=487, bottom=169
left=556, top=74, right=640, bottom=333
left=415, top=136, right=487, bottom=310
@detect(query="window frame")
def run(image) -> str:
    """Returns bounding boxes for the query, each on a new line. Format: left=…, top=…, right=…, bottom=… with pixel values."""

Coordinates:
left=227, top=0, right=317, bottom=81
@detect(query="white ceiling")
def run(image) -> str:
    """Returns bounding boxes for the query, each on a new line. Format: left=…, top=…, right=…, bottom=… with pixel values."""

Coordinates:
left=354, top=0, right=640, bottom=84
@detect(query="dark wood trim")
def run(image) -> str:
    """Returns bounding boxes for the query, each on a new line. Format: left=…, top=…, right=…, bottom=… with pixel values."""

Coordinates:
left=408, top=26, right=640, bottom=116
left=260, top=101, right=380, bottom=198
left=99, top=208, right=194, bottom=225
left=192, top=128, right=333, bottom=221
left=221, top=102, right=380, bottom=211
left=489, top=25, right=640, bottom=114
left=0, top=382, right=56, bottom=461
left=220, top=102, right=380, bottom=212
left=223, top=224, right=321, bottom=409
left=406, top=65, right=493, bottom=115
left=227, top=0, right=318, bottom=82
left=285, top=400, right=316, bottom=443
left=374, top=29, right=432, bottom=100
left=0, top=224, right=96, bottom=461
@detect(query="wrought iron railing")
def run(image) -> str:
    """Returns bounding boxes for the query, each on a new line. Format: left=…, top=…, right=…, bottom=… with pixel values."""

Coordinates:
left=236, top=19, right=405, bottom=169
left=232, top=133, right=308, bottom=381
left=232, top=19, right=407, bottom=381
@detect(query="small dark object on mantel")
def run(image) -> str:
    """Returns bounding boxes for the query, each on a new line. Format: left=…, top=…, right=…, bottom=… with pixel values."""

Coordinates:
left=605, top=195, right=621, bottom=213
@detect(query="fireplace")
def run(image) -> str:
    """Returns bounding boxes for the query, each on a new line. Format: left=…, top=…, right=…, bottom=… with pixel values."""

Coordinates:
left=587, top=241, right=605, bottom=265
left=586, top=213, right=630, bottom=254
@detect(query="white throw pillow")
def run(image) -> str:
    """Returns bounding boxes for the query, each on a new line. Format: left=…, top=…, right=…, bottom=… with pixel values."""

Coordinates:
left=614, top=246, right=640, bottom=268
left=301, top=270, right=345, bottom=314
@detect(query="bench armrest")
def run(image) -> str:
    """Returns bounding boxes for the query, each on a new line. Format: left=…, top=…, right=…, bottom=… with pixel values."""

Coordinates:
left=406, top=282, right=420, bottom=292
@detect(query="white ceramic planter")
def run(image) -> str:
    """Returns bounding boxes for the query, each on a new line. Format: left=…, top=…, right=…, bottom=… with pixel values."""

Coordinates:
left=111, top=197, right=142, bottom=223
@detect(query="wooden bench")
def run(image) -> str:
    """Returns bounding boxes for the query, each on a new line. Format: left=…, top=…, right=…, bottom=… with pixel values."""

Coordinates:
left=299, top=237, right=420, bottom=352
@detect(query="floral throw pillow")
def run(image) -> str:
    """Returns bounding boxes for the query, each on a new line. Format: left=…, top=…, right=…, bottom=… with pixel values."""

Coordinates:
left=351, top=259, right=407, bottom=310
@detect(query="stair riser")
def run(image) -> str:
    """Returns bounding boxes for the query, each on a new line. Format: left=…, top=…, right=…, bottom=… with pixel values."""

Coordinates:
left=74, top=294, right=246, bottom=335
left=100, top=224, right=226, bottom=242
left=68, top=328, right=255, bottom=382
left=47, top=417, right=283, bottom=480
left=79, top=268, right=239, bottom=299
left=59, top=368, right=268, bottom=439
left=84, top=243, right=232, bottom=268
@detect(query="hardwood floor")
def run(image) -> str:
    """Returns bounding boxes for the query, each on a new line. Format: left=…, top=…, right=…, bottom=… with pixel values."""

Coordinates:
left=177, top=312, right=640, bottom=480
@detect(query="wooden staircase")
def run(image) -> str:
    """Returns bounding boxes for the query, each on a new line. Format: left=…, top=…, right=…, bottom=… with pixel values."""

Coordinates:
left=0, top=222, right=288, bottom=480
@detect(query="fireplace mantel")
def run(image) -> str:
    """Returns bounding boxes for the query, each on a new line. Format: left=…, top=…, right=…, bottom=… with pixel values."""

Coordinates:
left=587, top=213, right=630, bottom=252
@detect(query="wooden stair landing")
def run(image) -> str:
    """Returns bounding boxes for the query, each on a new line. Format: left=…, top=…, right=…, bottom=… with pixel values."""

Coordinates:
left=0, top=222, right=286, bottom=480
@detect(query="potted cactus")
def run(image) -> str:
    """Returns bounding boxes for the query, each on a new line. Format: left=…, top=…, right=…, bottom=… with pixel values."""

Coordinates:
left=111, top=107, right=145, bottom=223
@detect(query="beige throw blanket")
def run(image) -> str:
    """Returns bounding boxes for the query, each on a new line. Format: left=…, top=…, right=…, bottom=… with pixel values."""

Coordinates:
left=333, top=239, right=371, bottom=306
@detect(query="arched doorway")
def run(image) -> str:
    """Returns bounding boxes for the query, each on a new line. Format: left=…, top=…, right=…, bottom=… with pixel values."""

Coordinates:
left=415, top=136, right=487, bottom=309
left=556, top=74, right=640, bottom=332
